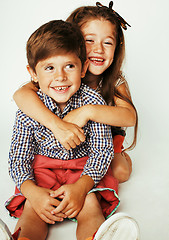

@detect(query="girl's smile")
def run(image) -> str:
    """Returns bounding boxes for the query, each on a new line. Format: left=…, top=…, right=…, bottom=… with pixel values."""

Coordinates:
left=81, top=19, right=117, bottom=76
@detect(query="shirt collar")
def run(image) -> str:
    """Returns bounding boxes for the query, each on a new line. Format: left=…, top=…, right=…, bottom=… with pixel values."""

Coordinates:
left=37, top=84, right=84, bottom=116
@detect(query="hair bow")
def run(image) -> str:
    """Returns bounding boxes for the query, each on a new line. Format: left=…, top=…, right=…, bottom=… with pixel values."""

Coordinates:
left=96, top=1, right=131, bottom=30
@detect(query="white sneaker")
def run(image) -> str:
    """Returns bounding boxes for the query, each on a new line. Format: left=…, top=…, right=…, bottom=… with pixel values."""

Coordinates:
left=94, top=213, right=140, bottom=240
left=0, top=219, right=13, bottom=240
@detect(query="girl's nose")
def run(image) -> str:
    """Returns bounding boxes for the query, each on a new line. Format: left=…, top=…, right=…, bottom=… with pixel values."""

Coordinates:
left=93, top=42, right=104, bottom=53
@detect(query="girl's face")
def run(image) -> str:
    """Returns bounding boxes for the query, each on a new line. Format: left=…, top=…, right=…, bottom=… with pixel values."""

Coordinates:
left=81, top=19, right=117, bottom=76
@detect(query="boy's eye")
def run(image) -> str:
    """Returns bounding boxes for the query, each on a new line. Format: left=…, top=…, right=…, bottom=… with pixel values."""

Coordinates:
left=45, top=66, right=54, bottom=71
left=65, top=64, right=75, bottom=69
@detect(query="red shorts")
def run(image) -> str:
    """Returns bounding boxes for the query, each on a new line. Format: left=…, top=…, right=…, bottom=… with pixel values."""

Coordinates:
left=5, top=155, right=120, bottom=220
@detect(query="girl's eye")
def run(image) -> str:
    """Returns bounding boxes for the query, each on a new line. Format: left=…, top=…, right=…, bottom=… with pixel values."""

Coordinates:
left=85, top=39, right=94, bottom=43
left=104, top=41, right=113, bottom=45
left=45, top=66, right=54, bottom=71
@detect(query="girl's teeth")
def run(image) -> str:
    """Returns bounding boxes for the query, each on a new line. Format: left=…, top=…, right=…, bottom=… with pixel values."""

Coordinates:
left=90, top=58, right=104, bottom=62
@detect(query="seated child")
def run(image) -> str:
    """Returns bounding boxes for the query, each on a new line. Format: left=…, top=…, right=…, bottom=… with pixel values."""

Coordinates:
left=3, top=19, right=139, bottom=240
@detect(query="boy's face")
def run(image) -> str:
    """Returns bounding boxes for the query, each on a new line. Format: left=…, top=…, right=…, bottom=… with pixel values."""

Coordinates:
left=28, top=53, right=88, bottom=111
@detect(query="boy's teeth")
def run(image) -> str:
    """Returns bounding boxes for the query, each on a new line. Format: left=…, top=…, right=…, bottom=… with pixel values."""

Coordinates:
left=55, top=86, right=68, bottom=90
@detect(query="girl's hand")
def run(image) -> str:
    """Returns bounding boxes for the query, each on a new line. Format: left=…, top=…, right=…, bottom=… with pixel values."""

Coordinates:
left=50, top=182, right=87, bottom=219
left=27, top=185, right=66, bottom=224
left=52, top=120, right=86, bottom=150
left=63, top=105, right=91, bottom=128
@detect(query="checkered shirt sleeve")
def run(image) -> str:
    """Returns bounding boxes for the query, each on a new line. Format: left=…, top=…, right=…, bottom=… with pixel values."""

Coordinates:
left=81, top=121, right=114, bottom=186
left=8, top=111, right=35, bottom=190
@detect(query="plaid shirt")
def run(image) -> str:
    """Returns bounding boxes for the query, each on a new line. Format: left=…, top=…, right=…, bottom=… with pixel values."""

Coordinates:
left=9, top=83, right=114, bottom=190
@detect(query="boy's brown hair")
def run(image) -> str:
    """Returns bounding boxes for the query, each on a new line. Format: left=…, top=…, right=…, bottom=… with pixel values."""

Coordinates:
left=27, top=20, right=87, bottom=72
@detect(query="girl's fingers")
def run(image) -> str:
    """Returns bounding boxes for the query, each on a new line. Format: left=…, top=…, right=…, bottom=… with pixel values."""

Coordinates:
left=77, top=129, right=86, bottom=142
left=62, top=142, right=71, bottom=150
left=67, top=139, right=78, bottom=149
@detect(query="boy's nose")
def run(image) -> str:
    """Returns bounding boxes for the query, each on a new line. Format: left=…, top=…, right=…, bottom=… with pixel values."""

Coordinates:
left=54, top=70, right=67, bottom=81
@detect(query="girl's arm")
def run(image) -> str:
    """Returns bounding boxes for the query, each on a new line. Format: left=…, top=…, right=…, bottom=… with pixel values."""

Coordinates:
left=89, top=83, right=136, bottom=127
left=13, top=82, right=86, bottom=149
left=64, top=83, right=136, bottom=128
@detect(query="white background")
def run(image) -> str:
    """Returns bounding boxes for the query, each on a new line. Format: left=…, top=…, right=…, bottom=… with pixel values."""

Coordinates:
left=0, top=0, right=169, bottom=239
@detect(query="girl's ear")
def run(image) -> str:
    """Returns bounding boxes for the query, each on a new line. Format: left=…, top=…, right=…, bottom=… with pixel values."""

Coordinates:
left=81, top=60, right=89, bottom=78
left=26, top=65, right=38, bottom=82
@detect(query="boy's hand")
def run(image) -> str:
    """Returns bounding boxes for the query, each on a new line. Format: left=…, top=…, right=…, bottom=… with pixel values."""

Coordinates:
left=50, top=183, right=86, bottom=218
left=52, top=120, right=86, bottom=150
left=63, top=105, right=90, bottom=128
left=50, top=176, right=94, bottom=218
left=24, top=184, right=66, bottom=224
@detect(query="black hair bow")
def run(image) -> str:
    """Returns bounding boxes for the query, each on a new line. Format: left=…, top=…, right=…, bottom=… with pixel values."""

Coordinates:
left=96, top=1, right=131, bottom=30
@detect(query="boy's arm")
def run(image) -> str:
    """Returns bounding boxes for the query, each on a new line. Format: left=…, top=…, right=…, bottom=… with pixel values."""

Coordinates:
left=81, top=121, right=114, bottom=186
left=13, top=82, right=85, bottom=149
left=50, top=122, right=113, bottom=218
left=51, top=122, right=113, bottom=218
left=9, top=112, right=66, bottom=223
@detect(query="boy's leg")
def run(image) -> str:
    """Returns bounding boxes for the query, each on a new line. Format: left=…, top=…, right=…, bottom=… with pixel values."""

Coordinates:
left=76, top=192, right=104, bottom=240
left=15, top=199, right=48, bottom=240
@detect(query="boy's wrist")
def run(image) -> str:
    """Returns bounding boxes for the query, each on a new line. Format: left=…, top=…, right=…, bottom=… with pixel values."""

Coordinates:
left=76, top=175, right=95, bottom=195
left=20, top=179, right=37, bottom=199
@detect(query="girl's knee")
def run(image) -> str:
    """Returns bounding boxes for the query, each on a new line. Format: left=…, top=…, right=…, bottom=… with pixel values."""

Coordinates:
left=113, top=164, right=130, bottom=182
left=111, top=152, right=132, bottom=183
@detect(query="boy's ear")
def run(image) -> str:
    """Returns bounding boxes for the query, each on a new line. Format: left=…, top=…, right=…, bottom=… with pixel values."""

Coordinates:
left=81, top=60, right=89, bottom=78
left=26, top=65, right=38, bottom=82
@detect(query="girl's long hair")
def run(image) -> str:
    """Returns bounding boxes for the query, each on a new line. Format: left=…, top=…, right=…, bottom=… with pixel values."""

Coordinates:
left=67, top=5, right=138, bottom=150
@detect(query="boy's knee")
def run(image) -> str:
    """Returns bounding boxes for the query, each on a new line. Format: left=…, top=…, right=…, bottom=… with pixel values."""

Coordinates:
left=77, top=193, right=102, bottom=221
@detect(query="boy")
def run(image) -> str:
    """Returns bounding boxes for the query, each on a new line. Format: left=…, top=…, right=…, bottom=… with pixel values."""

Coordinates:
left=3, top=20, right=139, bottom=240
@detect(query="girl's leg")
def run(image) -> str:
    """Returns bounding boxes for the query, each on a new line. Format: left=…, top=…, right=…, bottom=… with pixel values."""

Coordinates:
left=15, top=199, right=48, bottom=240
left=111, top=152, right=132, bottom=183
left=76, top=193, right=104, bottom=240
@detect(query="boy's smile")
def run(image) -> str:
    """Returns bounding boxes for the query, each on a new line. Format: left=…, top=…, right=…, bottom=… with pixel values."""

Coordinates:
left=28, top=53, right=87, bottom=111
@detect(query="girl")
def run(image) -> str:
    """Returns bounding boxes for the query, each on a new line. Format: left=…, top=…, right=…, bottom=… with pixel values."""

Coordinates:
left=13, top=1, right=138, bottom=183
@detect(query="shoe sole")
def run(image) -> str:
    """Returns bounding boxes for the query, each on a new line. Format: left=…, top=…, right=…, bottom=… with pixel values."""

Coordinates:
left=0, top=219, right=13, bottom=240
left=94, top=213, right=140, bottom=240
